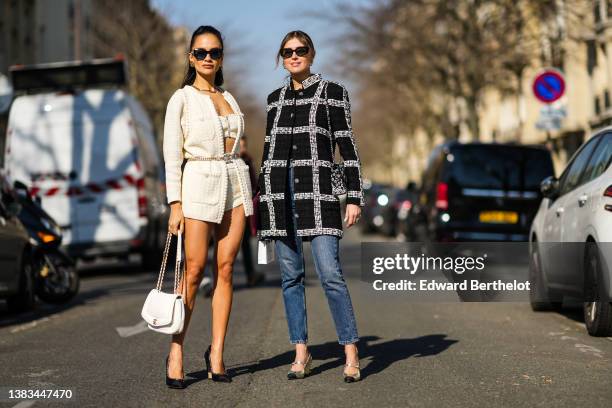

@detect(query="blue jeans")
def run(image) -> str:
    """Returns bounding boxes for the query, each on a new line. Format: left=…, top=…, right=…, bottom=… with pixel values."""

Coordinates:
left=275, top=166, right=359, bottom=345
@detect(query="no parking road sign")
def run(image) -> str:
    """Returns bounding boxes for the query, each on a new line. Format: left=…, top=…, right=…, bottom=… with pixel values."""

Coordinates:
left=532, top=69, right=565, bottom=104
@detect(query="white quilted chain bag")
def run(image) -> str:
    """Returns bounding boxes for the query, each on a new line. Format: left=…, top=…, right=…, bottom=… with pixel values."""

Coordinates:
left=141, top=232, right=186, bottom=334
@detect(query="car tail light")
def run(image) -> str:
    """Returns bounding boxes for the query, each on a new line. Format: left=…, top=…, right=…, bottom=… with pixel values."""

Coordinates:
left=435, top=182, right=448, bottom=210
left=605, top=185, right=612, bottom=198
left=131, top=238, right=144, bottom=247
left=137, top=178, right=147, bottom=218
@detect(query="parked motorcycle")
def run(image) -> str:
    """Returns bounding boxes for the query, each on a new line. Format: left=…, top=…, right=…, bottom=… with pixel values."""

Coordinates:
left=13, top=181, right=79, bottom=304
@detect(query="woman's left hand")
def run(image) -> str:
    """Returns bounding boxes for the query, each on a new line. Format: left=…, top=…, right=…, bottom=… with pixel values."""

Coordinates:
left=344, top=204, right=361, bottom=228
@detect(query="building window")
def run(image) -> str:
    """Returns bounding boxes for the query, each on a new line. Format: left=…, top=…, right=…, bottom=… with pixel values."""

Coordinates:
left=587, top=39, right=597, bottom=74
left=595, top=1, right=602, bottom=24
left=606, top=90, right=611, bottom=109
left=595, top=95, right=601, bottom=115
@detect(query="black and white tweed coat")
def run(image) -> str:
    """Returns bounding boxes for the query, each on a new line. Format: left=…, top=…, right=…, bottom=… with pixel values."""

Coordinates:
left=256, top=73, right=364, bottom=240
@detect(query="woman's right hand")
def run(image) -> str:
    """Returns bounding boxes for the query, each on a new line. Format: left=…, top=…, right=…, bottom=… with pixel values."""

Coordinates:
left=168, top=202, right=184, bottom=235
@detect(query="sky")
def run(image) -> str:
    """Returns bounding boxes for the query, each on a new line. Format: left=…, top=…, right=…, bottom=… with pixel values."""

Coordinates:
left=150, top=0, right=369, bottom=103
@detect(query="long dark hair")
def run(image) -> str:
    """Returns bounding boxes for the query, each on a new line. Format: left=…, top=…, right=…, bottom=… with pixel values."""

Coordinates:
left=275, top=30, right=316, bottom=67
left=181, top=25, right=224, bottom=87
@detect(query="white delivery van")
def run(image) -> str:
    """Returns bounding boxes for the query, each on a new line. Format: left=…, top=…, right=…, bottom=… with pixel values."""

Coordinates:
left=3, top=58, right=167, bottom=269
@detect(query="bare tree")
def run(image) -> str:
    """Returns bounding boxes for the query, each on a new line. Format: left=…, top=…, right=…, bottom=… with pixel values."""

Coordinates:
left=91, top=0, right=182, bottom=143
left=321, top=0, right=589, bottom=149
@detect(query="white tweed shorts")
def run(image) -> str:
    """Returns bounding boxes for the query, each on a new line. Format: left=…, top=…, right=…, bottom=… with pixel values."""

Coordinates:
left=225, top=165, right=244, bottom=211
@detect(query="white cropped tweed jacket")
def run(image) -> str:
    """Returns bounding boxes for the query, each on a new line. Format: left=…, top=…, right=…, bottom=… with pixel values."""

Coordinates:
left=162, top=86, right=254, bottom=223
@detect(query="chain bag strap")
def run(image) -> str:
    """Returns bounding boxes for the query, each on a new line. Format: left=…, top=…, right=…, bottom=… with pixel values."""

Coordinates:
left=323, top=81, right=347, bottom=196
left=141, top=231, right=186, bottom=334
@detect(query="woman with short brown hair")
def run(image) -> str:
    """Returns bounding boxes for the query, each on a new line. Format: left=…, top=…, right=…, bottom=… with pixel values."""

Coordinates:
left=257, top=30, right=364, bottom=382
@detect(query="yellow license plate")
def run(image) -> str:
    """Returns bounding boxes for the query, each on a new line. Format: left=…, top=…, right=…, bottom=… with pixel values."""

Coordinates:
left=479, top=211, right=518, bottom=224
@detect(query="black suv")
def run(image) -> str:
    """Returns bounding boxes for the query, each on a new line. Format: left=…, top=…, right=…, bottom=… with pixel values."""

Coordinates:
left=414, top=141, right=554, bottom=242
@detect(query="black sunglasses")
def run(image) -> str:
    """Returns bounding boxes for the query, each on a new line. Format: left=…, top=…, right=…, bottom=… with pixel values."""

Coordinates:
left=190, top=48, right=223, bottom=61
left=280, top=46, right=310, bottom=59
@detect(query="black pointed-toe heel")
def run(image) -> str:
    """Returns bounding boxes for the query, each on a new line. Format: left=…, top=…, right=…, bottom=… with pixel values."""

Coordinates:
left=165, top=356, right=186, bottom=389
left=205, top=345, right=232, bottom=383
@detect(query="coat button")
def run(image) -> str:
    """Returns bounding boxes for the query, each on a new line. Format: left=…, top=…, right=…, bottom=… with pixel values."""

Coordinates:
left=290, top=112, right=294, bottom=119
left=292, top=145, right=297, bottom=150
left=299, top=91, right=304, bottom=96
left=295, top=213, right=299, bottom=218
left=294, top=178, right=299, bottom=183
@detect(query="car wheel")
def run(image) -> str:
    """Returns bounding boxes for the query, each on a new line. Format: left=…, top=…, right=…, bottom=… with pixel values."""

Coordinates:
left=529, top=240, right=562, bottom=311
left=6, top=254, right=35, bottom=313
left=36, top=256, right=80, bottom=305
left=583, top=242, right=612, bottom=336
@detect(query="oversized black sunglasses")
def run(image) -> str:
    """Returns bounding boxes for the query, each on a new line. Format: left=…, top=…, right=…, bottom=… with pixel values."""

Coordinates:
left=190, top=48, right=223, bottom=61
left=280, top=46, right=310, bottom=59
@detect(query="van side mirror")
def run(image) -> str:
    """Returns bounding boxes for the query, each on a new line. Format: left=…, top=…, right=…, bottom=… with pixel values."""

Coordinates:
left=13, top=180, right=32, bottom=201
left=540, top=176, right=559, bottom=199
left=13, top=180, right=29, bottom=192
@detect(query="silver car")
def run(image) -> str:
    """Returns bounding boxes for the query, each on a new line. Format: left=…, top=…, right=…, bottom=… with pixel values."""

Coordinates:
left=529, top=128, right=612, bottom=336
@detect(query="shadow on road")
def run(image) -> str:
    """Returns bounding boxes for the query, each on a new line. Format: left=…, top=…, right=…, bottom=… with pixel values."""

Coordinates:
left=0, top=261, right=154, bottom=328
left=216, top=334, right=458, bottom=382
left=551, top=302, right=585, bottom=324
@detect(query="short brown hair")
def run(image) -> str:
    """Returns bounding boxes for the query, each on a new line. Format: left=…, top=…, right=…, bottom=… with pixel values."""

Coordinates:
left=276, top=30, right=316, bottom=66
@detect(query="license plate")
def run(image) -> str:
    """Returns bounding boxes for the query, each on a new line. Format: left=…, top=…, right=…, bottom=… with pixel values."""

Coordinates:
left=479, top=211, right=518, bottom=224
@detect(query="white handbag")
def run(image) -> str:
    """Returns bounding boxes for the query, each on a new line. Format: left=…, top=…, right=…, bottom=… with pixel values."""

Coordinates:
left=141, top=232, right=186, bottom=334
left=257, top=239, right=275, bottom=264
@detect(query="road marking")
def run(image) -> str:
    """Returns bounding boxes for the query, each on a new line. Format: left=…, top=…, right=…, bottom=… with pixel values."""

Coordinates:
left=115, top=321, right=149, bottom=337
left=575, top=344, right=603, bottom=358
left=559, top=335, right=577, bottom=341
left=27, top=369, right=56, bottom=378
left=548, top=330, right=605, bottom=358
left=11, top=401, right=36, bottom=408
left=10, top=318, right=50, bottom=334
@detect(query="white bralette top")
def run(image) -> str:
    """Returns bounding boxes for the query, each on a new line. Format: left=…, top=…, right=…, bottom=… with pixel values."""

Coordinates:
left=219, top=113, right=241, bottom=139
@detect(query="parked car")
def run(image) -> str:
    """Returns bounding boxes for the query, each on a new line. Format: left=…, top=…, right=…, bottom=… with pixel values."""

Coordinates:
left=3, top=58, right=167, bottom=269
left=360, top=182, right=394, bottom=234
left=378, top=187, right=411, bottom=237
left=529, top=129, right=612, bottom=336
left=415, top=141, right=554, bottom=242
left=0, top=172, right=35, bottom=312
left=393, top=182, right=419, bottom=240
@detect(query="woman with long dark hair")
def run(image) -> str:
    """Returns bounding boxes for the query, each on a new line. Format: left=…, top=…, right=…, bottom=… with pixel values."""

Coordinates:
left=162, top=25, right=253, bottom=388
left=257, top=31, right=364, bottom=382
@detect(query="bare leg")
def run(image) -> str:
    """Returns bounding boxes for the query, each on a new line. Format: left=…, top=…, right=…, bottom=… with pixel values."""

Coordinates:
left=292, top=344, right=310, bottom=372
left=167, top=218, right=213, bottom=379
left=344, top=344, right=359, bottom=375
left=209, top=204, right=246, bottom=373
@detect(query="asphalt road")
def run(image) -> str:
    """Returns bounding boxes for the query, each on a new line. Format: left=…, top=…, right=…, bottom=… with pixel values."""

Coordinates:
left=1, top=228, right=612, bottom=408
